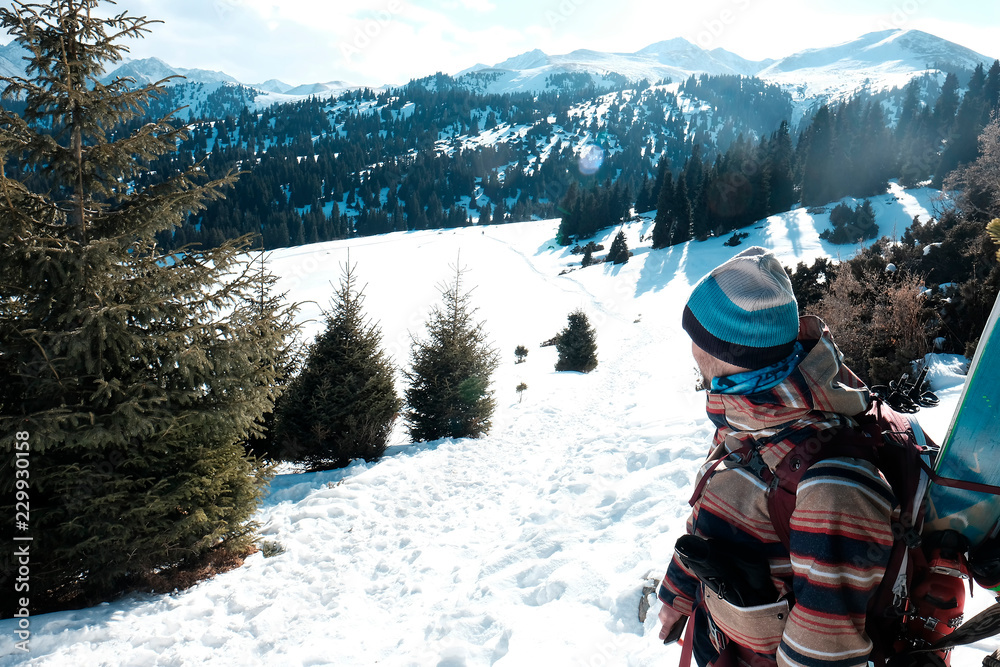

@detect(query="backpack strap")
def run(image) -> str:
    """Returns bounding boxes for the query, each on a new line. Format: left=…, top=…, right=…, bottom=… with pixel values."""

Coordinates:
left=763, top=429, right=877, bottom=550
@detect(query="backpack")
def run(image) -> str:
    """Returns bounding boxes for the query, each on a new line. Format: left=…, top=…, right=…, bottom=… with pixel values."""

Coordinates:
left=727, top=396, right=962, bottom=666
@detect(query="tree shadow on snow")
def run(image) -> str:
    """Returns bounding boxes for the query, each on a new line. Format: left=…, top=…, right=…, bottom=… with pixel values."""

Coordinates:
left=634, top=244, right=698, bottom=298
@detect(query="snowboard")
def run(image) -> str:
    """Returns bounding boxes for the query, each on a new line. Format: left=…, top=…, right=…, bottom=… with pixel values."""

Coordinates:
left=923, top=291, right=1000, bottom=549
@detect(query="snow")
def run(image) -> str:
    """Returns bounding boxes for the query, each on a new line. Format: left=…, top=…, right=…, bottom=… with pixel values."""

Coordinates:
left=2, top=186, right=997, bottom=666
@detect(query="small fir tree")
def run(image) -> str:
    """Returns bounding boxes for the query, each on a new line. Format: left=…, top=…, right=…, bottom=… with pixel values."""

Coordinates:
left=0, top=1, right=298, bottom=613
left=606, top=230, right=630, bottom=264
left=516, top=382, right=528, bottom=403
left=404, top=266, right=500, bottom=441
left=241, top=251, right=306, bottom=463
left=555, top=310, right=599, bottom=372
left=651, top=210, right=675, bottom=249
left=515, top=345, right=529, bottom=364
left=274, top=264, right=401, bottom=469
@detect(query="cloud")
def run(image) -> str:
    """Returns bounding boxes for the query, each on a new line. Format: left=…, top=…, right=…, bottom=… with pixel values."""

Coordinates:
left=459, top=0, right=497, bottom=11
left=14, top=0, right=996, bottom=88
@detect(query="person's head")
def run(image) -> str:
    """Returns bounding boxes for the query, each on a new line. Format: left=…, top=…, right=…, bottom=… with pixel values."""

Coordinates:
left=683, top=246, right=799, bottom=383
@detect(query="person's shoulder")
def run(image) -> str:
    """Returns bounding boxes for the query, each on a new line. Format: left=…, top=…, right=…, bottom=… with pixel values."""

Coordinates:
left=798, top=456, right=895, bottom=506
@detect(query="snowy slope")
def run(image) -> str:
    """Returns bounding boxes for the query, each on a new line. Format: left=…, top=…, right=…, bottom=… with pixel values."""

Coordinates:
left=0, top=41, right=26, bottom=80
left=2, top=184, right=997, bottom=666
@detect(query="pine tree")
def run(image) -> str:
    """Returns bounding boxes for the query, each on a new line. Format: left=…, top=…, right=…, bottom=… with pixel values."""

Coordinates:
left=556, top=181, right=580, bottom=244
left=555, top=310, right=598, bottom=373
left=274, top=264, right=400, bottom=469
left=651, top=209, right=675, bottom=249
left=606, top=229, right=630, bottom=264
left=653, top=162, right=675, bottom=235
left=0, top=1, right=298, bottom=612
left=404, top=266, right=500, bottom=441
left=767, top=121, right=797, bottom=213
left=935, top=64, right=988, bottom=187
left=800, top=105, right=836, bottom=206
left=514, top=345, right=529, bottom=364
left=691, top=178, right=712, bottom=241
left=933, top=72, right=961, bottom=136
left=671, top=177, right=693, bottom=244
left=241, top=251, right=306, bottom=463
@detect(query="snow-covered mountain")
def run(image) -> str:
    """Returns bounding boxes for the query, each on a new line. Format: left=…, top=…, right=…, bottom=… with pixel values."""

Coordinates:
left=1, top=28, right=995, bottom=111
left=0, top=40, right=25, bottom=79
left=760, top=29, right=996, bottom=103
left=457, top=29, right=996, bottom=101
left=252, top=79, right=295, bottom=94
left=459, top=38, right=775, bottom=93
left=281, top=80, right=354, bottom=96
left=98, top=56, right=240, bottom=87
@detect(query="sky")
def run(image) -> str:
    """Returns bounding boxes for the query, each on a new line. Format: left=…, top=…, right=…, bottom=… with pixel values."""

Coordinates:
left=4, top=0, right=1000, bottom=87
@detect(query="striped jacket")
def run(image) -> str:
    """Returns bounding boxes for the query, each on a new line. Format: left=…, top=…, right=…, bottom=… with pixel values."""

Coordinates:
left=659, top=316, right=896, bottom=667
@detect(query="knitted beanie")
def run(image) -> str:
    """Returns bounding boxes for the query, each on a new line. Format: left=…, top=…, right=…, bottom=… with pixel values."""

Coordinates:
left=682, top=246, right=799, bottom=369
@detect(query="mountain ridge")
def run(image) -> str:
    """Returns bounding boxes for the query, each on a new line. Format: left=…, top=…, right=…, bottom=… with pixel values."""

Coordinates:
left=1, top=28, right=996, bottom=107
left=471, top=29, right=995, bottom=95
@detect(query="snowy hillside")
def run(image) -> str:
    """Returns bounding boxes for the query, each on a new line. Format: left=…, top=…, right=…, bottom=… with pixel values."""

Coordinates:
left=2, top=184, right=998, bottom=666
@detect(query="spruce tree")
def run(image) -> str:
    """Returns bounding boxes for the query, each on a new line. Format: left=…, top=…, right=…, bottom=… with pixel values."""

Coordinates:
left=556, top=181, right=580, bottom=245
left=800, top=105, right=836, bottom=206
left=555, top=310, right=598, bottom=373
left=274, top=264, right=400, bottom=469
left=606, top=229, right=630, bottom=264
left=652, top=163, right=675, bottom=249
left=0, top=1, right=298, bottom=612
left=404, top=266, right=500, bottom=441
left=767, top=121, right=797, bottom=213
left=671, top=178, right=693, bottom=244
left=651, top=209, right=674, bottom=249
left=514, top=345, right=529, bottom=364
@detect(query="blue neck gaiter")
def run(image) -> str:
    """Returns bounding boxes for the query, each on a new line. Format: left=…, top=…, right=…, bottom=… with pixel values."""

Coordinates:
left=710, top=342, right=805, bottom=396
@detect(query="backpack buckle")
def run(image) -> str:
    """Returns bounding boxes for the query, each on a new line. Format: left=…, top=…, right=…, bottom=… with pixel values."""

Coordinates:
left=902, top=527, right=922, bottom=549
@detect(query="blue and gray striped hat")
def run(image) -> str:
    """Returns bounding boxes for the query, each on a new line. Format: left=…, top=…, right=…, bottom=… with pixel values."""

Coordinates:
left=682, top=246, right=800, bottom=369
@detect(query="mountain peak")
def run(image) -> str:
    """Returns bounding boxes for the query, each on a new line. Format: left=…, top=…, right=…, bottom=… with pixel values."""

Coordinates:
left=494, top=49, right=550, bottom=70
left=761, top=28, right=995, bottom=77
left=635, top=37, right=698, bottom=52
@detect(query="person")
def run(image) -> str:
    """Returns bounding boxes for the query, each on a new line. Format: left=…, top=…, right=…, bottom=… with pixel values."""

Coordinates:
left=657, top=247, right=895, bottom=667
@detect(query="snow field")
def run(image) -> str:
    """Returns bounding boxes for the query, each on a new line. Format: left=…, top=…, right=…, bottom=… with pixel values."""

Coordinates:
left=2, top=185, right=996, bottom=666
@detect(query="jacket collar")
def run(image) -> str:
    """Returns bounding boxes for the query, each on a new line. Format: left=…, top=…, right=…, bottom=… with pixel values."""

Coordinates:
left=706, top=316, right=871, bottom=451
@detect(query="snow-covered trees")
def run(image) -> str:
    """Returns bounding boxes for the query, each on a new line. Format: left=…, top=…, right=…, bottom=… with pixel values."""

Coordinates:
left=0, top=0, right=298, bottom=612
left=405, top=267, right=499, bottom=441
left=275, top=265, right=400, bottom=469
left=555, top=310, right=599, bottom=373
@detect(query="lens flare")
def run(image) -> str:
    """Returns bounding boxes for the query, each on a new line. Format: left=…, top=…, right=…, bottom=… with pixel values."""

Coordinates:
left=578, top=144, right=604, bottom=175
